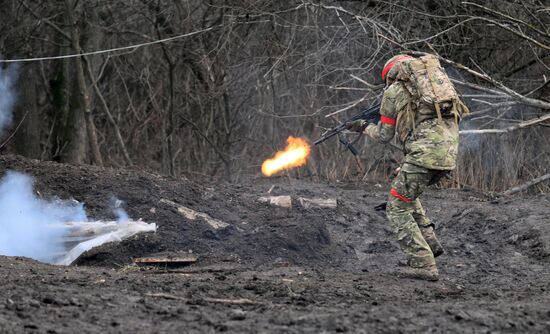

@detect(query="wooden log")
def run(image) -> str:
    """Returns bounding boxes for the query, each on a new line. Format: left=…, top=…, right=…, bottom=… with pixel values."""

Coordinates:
left=258, top=195, right=292, bottom=208
left=500, top=172, right=550, bottom=196
left=160, top=199, right=229, bottom=229
left=298, top=197, right=337, bottom=209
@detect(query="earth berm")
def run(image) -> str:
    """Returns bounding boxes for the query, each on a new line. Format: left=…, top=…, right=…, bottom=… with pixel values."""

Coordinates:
left=1, top=155, right=549, bottom=333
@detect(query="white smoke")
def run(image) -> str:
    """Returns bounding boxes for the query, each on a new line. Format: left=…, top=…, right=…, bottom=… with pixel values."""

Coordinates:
left=0, top=171, right=87, bottom=263
left=111, top=196, right=129, bottom=223
left=0, top=63, right=19, bottom=136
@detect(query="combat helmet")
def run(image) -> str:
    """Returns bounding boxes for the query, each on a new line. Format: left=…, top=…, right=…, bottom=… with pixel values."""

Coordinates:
left=381, top=54, right=414, bottom=81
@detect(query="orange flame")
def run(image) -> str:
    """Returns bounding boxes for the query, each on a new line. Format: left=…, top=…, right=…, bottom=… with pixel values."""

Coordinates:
left=262, top=137, right=311, bottom=177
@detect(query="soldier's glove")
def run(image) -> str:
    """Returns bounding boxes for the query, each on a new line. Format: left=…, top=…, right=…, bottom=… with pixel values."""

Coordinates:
left=345, top=120, right=367, bottom=132
left=388, top=167, right=401, bottom=181
left=392, top=167, right=401, bottom=177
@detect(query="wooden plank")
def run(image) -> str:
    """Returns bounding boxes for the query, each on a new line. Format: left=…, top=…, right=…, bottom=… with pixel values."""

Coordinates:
left=133, top=255, right=197, bottom=266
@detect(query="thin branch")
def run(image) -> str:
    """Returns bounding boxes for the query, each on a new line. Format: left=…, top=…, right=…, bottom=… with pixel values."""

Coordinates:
left=350, top=74, right=384, bottom=91
left=460, top=112, right=550, bottom=134
left=410, top=52, right=550, bottom=110
left=146, top=293, right=262, bottom=305
left=462, top=2, right=550, bottom=39
left=468, top=16, right=550, bottom=51
left=451, top=79, right=508, bottom=96
left=402, top=18, right=477, bottom=46
left=84, top=56, right=133, bottom=166
left=500, top=172, right=550, bottom=196
left=324, top=94, right=371, bottom=118
left=21, top=0, right=72, bottom=42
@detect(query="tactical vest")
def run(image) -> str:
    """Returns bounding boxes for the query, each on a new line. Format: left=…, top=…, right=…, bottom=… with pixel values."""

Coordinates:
left=394, top=55, right=469, bottom=141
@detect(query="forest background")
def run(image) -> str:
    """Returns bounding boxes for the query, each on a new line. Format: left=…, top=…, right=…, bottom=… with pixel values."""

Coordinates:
left=0, top=0, right=548, bottom=193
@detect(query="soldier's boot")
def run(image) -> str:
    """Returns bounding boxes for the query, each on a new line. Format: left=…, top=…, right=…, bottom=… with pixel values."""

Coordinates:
left=398, top=264, right=439, bottom=281
left=420, top=226, right=444, bottom=258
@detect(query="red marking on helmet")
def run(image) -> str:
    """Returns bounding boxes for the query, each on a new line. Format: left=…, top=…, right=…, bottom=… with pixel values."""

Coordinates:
left=390, top=188, right=413, bottom=202
left=380, top=116, right=396, bottom=126
left=381, top=55, right=414, bottom=80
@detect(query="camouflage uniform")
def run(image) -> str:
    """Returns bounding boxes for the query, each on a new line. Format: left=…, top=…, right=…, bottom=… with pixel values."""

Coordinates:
left=364, top=81, right=459, bottom=269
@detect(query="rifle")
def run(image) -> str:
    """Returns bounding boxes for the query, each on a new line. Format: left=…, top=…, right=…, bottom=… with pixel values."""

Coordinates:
left=314, top=102, right=381, bottom=155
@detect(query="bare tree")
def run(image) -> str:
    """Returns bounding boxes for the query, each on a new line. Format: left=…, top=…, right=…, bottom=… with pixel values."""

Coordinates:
left=0, top=0, right=548, bottom=192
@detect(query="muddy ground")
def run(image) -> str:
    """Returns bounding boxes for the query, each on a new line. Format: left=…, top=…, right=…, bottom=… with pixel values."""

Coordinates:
left=0, top=154, right=549, bottom=333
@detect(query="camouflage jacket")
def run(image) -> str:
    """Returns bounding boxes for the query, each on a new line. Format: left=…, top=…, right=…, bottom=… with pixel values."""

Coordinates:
left=364, top=81, right=459, bottom=170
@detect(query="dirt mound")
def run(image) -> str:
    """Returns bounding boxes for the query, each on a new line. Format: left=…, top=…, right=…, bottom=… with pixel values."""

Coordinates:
left=0, top=155, right=348, bottom=268
left=2, top=154, right=550, bottom=332
left=2, top=154, right=550, bottom=275
left=2, top=154, right=549, bottom=273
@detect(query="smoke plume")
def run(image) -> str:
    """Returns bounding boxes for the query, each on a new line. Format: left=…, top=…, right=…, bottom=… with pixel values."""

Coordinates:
left=0, top=63, right=19, bottom=136
left=0, top=171, right=87, bottom=263
left=111, top=196, right=129, bottom=223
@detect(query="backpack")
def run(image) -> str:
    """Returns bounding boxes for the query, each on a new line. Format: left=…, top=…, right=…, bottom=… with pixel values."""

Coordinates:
left=396, top=54, right=469, bottom=123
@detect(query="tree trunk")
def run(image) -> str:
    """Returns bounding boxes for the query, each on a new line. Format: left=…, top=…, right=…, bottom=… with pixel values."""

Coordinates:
left=14, top=63, right=41, bottom=159
left=165, top=62, right=176, bottom=176
left=65, top=0, right=103, bottom=166
left=62, top=59, right=88, bottom=164
left=152, top=2, right=177, bottom=176
left=53, top=4, right=86, bottom=164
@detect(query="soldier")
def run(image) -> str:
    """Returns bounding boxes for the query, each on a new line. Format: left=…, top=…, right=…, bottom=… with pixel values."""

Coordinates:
left=346, top=54, right=468, bottom=281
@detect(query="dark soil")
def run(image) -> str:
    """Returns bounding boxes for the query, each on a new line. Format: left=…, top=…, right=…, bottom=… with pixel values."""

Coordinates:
left=1, top=154, right=550, bottom=333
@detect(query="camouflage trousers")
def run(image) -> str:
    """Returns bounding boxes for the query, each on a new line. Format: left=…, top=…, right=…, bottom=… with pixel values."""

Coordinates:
left=386, top=163, right=448, bottom=268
